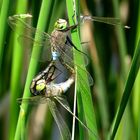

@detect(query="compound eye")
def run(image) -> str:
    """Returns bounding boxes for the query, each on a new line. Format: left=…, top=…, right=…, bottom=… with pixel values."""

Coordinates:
left=36, top=79, right=46, bottom=91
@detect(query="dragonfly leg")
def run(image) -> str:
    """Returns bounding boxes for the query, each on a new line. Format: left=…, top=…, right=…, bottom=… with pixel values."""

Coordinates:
left=72, top=13, right=79, bottom=25
left=67, top=24, right=78, bottom=30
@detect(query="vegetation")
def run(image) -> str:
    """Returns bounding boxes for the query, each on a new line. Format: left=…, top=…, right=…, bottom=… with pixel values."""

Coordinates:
left=0, top=0, right=140, bottom=139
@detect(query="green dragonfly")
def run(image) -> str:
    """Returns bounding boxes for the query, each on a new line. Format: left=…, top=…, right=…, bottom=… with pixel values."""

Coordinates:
left=17, top=61, right=98, bottom=139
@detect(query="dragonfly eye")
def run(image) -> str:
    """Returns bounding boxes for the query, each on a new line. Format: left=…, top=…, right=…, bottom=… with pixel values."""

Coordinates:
left=36, top=79, right=46, bottom=92
left=54, top=19, right=67, bottom=30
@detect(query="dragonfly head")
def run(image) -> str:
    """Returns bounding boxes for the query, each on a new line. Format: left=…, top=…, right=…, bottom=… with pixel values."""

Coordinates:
left=33, top=79, right=46, bottom=95
left=54, top=19, right=68, bottom=31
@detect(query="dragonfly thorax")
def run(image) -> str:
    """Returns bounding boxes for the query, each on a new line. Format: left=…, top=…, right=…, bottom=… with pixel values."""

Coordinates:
left=50, top=28, right=68, bottom=60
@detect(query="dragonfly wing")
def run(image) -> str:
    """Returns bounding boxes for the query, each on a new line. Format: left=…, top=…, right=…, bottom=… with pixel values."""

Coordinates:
left=55, top=96, right=98, bottom=138
left=8, top=14, right=52, bottom=62
left=8, top=15, right=51, bottom=41
left=64, top=42, right=89, bottom=66
left=56, top=43, right=94, bottom=86
left=80, top=15, right=121, bottom=26
left=17, top=96, right=48, bottom=104
left=18, top=35, right=52, bottom=62
left=47, top=98, right=71, bottom=140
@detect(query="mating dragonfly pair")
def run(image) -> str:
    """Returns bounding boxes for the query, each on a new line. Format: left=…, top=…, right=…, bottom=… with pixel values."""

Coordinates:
left=8, top=14, right=122, bottom=139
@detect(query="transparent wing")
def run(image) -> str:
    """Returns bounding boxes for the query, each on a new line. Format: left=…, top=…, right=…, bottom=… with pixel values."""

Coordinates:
left=47, top=98, right=71, bottom=140
left=8, top=14, right=90, bottom=63
left=80, top=15, right=121, bottom=26
left=17, top=96, right=48, bottom=104
left=8, top=14, right=93, bottom=86
left=17, top=35, right=52, bottom=62
left=8, top=15, right=51, bottom=43
left=8, top=14, right=52, bottom=62
left=54, top=96, right=98, bottom=138
left=56, top=43, right=94, bottom=86
left=17, top=95, right=71, bottom=139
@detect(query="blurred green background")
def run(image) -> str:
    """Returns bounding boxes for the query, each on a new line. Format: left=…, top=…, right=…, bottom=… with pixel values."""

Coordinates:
left=0, top=0, right=140, bottom=139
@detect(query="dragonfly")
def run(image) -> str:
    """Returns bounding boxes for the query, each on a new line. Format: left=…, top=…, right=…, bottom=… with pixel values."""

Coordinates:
left=17, top=61, right=97, bottom=139
left=8, top=14, right=95, bottom=97
left=8, top=13, right=123, bottom=115
left=8, top=14, right=121, bottom=139
left=8, top=14, right=123, bottom=90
